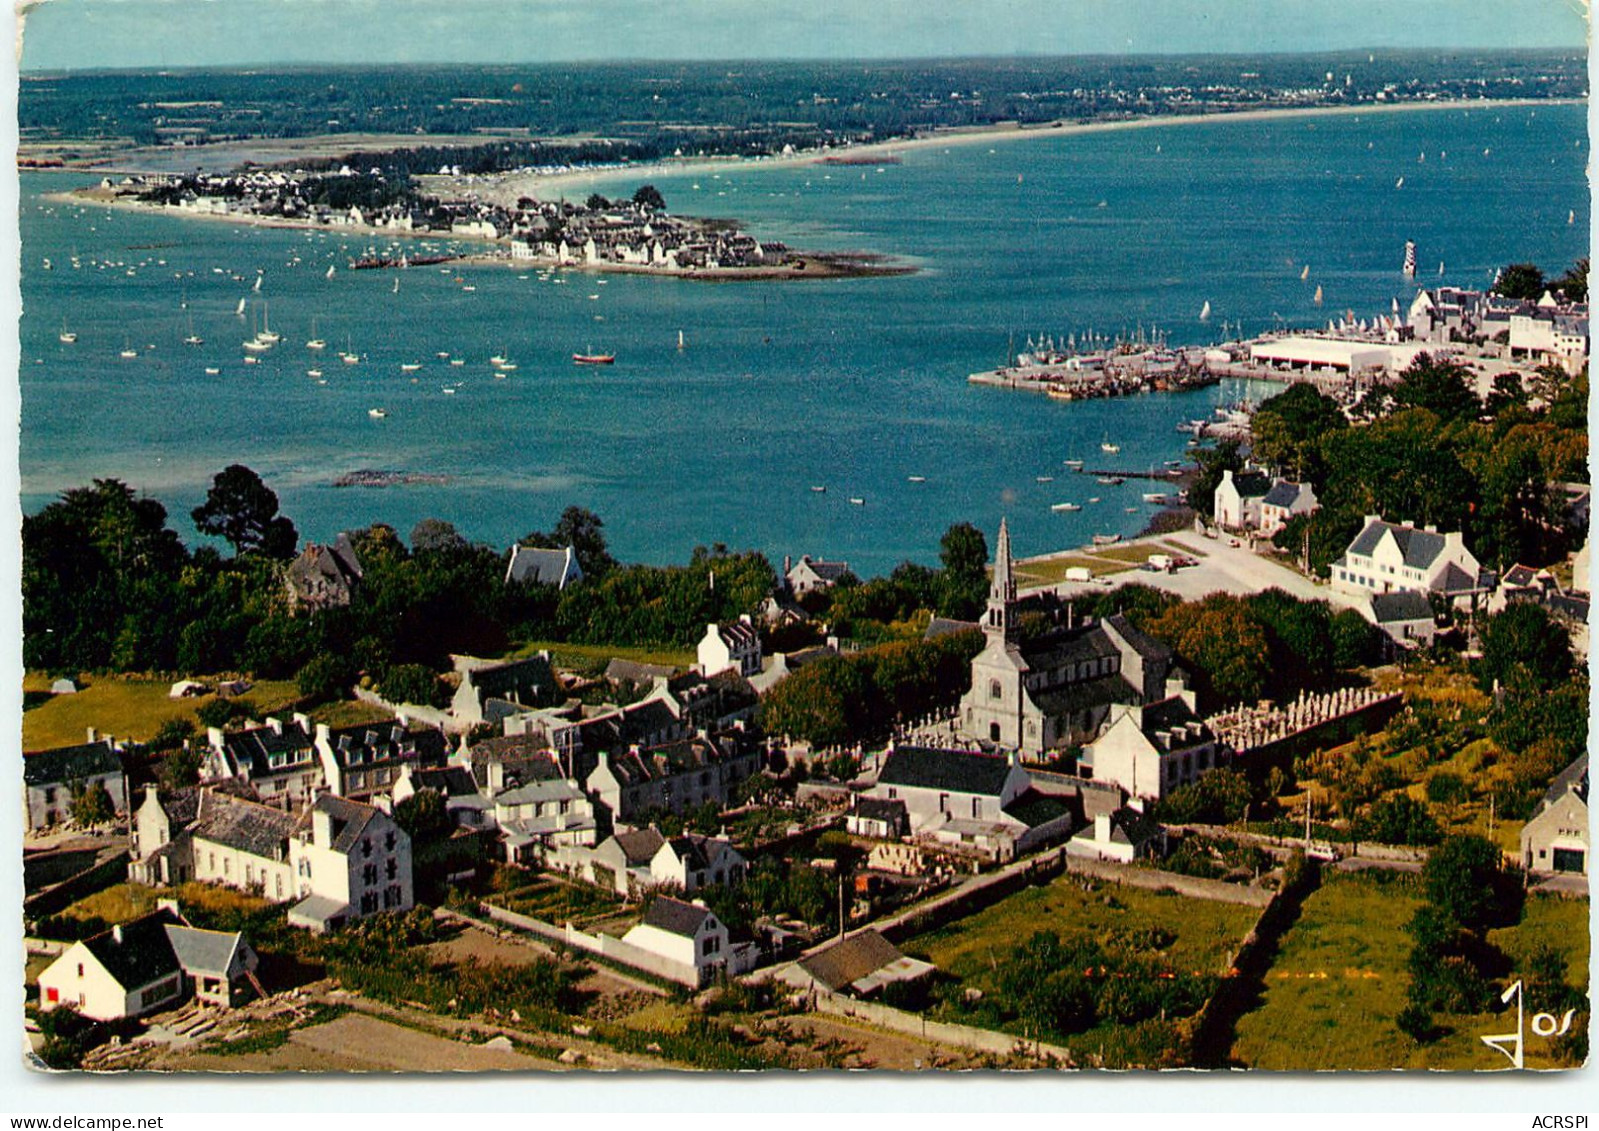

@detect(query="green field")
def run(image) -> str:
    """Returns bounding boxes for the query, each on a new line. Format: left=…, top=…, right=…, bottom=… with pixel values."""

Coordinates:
left=1015, top=554, right=1136, bottom=586
left=508, top=640, right=693, bottom=675
left=1230, top=872, right=1588, bottom=1070
left=23, top=677, right=301, bottom=751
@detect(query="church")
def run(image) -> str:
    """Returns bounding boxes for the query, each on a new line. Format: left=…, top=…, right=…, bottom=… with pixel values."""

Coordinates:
left=956, top=520, right=1186, bottom=757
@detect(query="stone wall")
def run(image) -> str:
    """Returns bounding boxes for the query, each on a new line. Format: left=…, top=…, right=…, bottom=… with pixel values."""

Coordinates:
left=482, top=901, right=703, bottom=987
left=809, top=990, right=1074, bottom=1067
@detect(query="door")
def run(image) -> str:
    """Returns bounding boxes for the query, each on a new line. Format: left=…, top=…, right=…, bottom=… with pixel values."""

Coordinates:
left=1552, top=847, right=1585, bottom=873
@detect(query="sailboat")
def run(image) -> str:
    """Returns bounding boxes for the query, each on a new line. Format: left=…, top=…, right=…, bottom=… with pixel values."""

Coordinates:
left=306, top=317, right=326, bottom=351
left=183, top=316, right=203, bottom=346
left=257, top=304, right=280, bottom=343
left=677, top=330, right=686, bottom=351
left=326, top=265, right=336, bottom=280
left=1100, top=435, right=1120, bottom=454
left=235, top=298, right=247, bottom=318
left=1313, top=285, right=1324, bottom=306
left=119, top=336, right=138, bottom=359
left=252, top=274, right=263, bottom=293
left=392, top=276, right=400, bottom=294
left=1199, top=300, right=1211, bottom=322
left=1300, top=264, right=1310, bottom=281
left=58, top=318, right=77, bottom=344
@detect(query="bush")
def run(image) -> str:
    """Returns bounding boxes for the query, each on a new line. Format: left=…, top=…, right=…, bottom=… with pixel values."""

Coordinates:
left=297, top=652, right=355, bottom=703
left=379, top=663, right=443, bottom=707
left=1353, top=794, right=1442, bottom=847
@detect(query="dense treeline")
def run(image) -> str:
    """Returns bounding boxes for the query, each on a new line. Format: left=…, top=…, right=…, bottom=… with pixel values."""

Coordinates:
left=20, top=468, right=780, bottom=697
left=1254, top=354, right=1588, bottom=574
left=22, top=54, right=1585, bottom=147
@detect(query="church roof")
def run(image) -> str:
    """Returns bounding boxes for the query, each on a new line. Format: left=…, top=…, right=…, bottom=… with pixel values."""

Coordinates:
left=878, top=746, right=1014, bottom=797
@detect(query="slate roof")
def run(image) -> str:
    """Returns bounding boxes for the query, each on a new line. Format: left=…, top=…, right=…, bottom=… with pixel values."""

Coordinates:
left=1230, top=470, right=1273, bottom=499
left=221, top=720, right=318, bottom=778
left=604, top=736, right=741, bottom=787
left=1540, top=755, right=1589, bottom=809
left=789, top=556, right=851, bottom=583
left=797, top=930, right=907, bottom=993
left=666, top=835, right=712, bottom=870
left=307, top=793, right=385, bottom=854
left=1501, top=564, right=1547, bottom=588
left=611, top=827, right=667, bottom=866
left=496, top=778, right=583, bottom=807
left=1103, top=614, right=1172, bottom=663
left=80, top=910, right=182, bottom=990
left=878, top=747, right=1014, bottom=796
left=410, top=766, right=480, bottom=798
left=1021, top=621, right=1121, bottom=670
left=1002, top=789, right=1072, bottom=829
left=164, top=924, right=244, bottom=978
left=848, top=798, right=907, bottom=824
left=461, top=655, right=558, bottom=704
left=1032, top=674, right=1142, bottom=718
left=324, top=723, right=448, bottom=769
left=1261, top=481, right=1309, bottom=509
left=641, top=896, right=712, bottom=937
left=605, top=658, right=677, bottom=684
left=23, top=740, right=122, bottom=787
left=621, top=699, right=679, bottom=742
left=1346, top=519, right=1449, bottom=570
left=1370, top=590, right=1435, bottom=623
left=506, top=545, right=581, bottom=587
left=190, top=791, right=299, bottom=857
left=153, top=786, right=201, bottom=827
left=1436, top=561, right=1481, bottom=594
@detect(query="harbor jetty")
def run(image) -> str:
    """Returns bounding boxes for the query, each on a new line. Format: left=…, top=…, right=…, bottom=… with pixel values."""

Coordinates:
left=968, top=340, right=1221, bottom=399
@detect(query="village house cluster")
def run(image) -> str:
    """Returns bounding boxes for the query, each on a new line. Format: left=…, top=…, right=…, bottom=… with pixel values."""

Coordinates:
left=103, top=169, right=791, bottom=273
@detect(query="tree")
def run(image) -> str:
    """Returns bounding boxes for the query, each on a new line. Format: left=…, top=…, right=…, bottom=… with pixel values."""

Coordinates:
left=632, top=184, right=665, bottom=211
left=195, top=697, right=242, bottom=729
left=525, top=506, right=617, bottom=579
left=585, top=192, right=610, bottom=211
left=1475, top=602, right=1573, bottom=694
left=159, top=743, right=205, bottom=790
left=191, top=464, right=299, bottom=559
left=938, top=522, right=989, bottom=618
left=1494, top=262, right=1547, bottom=302
left=297, top=652, right=356, bottom=703
left=1353, top=794, right=1442, bottom=846
left=1552, top=257, right=1588, bottom=303
left=1150, top=595, right=1271, bottom=707
left=1421, top=834, right=1520, bottom=933
left=410, top=518, right=467, bottom=555
left=393, top=787, right=450, bottom=841
left=380, top=662, right=443, bottom=707
left=1387, top=354, right=1480, bottom=423
left=69, top=780, right=115, bottom=826
left=1250, top=383, right=1347, bottom=481
left=1157, top=767, right=1253, bottom=825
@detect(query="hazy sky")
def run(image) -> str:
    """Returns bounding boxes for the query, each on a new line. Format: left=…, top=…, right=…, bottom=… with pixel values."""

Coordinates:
left=16, top=0, right=1592, bottom=71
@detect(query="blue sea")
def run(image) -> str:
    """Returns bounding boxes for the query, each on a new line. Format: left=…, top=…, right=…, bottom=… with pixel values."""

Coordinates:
left=19, top=103, right=1590, bottom=576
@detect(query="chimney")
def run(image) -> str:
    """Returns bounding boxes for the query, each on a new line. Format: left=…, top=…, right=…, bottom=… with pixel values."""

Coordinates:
left=112, top=924, right=123, bottom=944
left=267, top=716, right=284, bottom=736
left=784, top=554, right=792, bottom=575
left=86, top=727, right=97, bottom=744
left=1095, top=812, right=1111, bottom=841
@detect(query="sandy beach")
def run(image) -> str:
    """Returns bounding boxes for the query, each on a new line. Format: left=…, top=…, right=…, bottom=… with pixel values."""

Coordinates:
left=463, top=97, right=1579, bottom=205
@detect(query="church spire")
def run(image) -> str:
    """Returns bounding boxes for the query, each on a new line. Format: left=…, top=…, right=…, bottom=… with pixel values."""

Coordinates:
left=985, top=518, right=1017, bottom=643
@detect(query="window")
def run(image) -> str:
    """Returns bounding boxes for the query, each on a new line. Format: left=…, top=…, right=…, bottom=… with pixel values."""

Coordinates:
left=275, top=875, right=284, bottom=897
left=76, top=964, right=84, bottom=979
left=360, top=892, right=378, bottom=914
left=298, top=858, right=311, bottom=877
left=886, top=788, right=897, bottom=800
left=386, top=859, right=397, bottom=880
left=44, top=787, right=57, bottom=805
left=223, top=858, right=230, bottom=876
left=363, top=863, right=379, bottom=886
left=939, top=793, right=950, bottom=814
left=971, top=797, right=982, bottom=818
left=989, top=679, right=1003, bottom=700
left=362, top=838, right=373, bottom=858
left=385, top=831, right=396, bottom=852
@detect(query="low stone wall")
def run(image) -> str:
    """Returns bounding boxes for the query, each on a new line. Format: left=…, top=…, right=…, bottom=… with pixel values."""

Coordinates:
left=352, top=686, right=455, bottom=732
left=1065, top=855, right=1274, bottom=907
left=23, top=849, right=131, bottom=920
left=810, top=990, right=1073, bottom=1067
left=483, top=902, right=702, bottom=987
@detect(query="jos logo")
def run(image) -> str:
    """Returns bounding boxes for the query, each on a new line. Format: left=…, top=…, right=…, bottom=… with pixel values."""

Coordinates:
left=1480, top=979, right=1577, bottom=1069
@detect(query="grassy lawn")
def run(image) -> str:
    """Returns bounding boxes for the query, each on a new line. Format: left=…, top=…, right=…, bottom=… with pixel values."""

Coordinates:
left=508, top=640, right=693, bottom=675
left=23, top=677, right=301, bottom=750
left=1231, top=873, right=1588, bottom=1070
left=908, top=878, right=1256, bottom=983
left=1015, top=554, right=1137, bottom=586
left=56, top=881, right=278, bottom=926
left=1088, top=543, right=1169, bottom=565
left=306, top=698, right=396, bottom=729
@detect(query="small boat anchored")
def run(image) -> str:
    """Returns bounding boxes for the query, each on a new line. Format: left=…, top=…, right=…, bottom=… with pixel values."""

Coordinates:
left=573, top=352, right=616, bottom=365
left=1051, top=502, right=1081, bottom=512
left=368, top=408, right=388, bottom=419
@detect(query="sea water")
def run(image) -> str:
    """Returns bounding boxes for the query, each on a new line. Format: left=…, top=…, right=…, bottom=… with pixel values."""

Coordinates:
left=19, top=103, right=1589, bottom=575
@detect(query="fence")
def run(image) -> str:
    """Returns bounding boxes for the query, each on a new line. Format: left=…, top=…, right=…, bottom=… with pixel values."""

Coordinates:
left=809, top=990, right=1074, bottom=1067
left=483, top=902, right=704, bottom=987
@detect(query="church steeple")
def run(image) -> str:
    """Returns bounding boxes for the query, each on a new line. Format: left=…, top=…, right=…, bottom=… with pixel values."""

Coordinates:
left=985, top=518, right=1017, bottom=643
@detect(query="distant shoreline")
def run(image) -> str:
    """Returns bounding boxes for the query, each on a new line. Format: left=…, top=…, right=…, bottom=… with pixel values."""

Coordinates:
left=471, top=97, right=1582, bottom=200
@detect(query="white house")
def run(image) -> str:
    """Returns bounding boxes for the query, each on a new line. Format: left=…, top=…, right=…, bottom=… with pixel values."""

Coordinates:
left=492, top=776, right=598, bottom=863
left=37, top=908, right=257, bottom=1022
left=697, top=616, right=762, bottom=677
left=1363, top=590, right=1438, bottom=651
left=1213, top=468, right=1274, bottom=530
left=287, top=795, right=415, bottom=933
left=785, top=554, right=851, bottom=595
left=23, top=737, right=128, bottom=833
left=1067, top=806, right=1167, bottom=863
left=202, top=715, right=323, bottom=811
left=559, top=828, right=745, bottom=897
left=1079, top=693, right=1220, bottom=802
left=619, top=896, right=748, bottom=987
left=649, top=833, right=746, bottom=893
left=1520, top=755, right=1588, bottom=876
left=1330, top=516, right=1482, bottom=602
left=1257, top=480, right=1319, bottom=537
